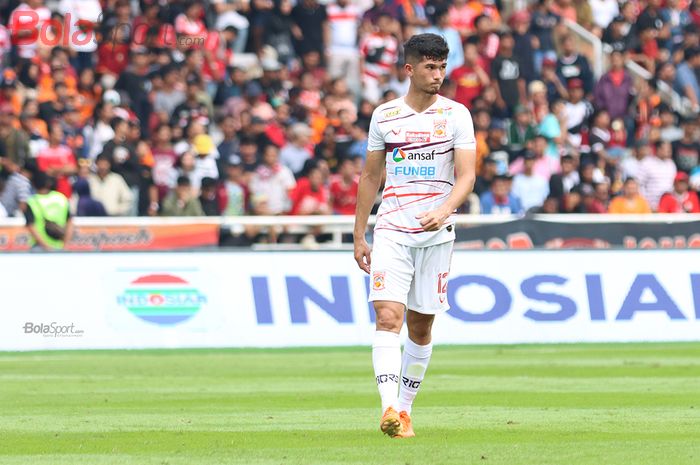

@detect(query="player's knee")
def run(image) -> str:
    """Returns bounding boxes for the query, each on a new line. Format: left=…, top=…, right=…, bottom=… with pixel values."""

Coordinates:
left=408, top=321, right=433, bottom=344
left=375, top=307, right=403, bottom=332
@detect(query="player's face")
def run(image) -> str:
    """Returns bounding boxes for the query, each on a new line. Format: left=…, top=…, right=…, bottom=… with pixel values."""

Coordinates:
left=408, top=58, right=447, bottom=95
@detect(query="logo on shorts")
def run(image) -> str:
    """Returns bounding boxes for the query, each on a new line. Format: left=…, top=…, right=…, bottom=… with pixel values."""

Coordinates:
left=405, top=131, right=430, bottom=143
left=433, top=119, right=447, bottom=138
left=373, top=271, right=386, bottom=291
left=437, top=272, right=449, bottom=304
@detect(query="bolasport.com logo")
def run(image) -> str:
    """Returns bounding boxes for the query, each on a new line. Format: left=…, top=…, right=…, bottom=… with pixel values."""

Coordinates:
left=23, top=322, right=84, bottom=338
left=10, top=11, right=206, bottom=49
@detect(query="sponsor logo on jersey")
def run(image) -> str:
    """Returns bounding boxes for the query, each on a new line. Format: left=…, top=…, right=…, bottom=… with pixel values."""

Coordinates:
left=390, top=128, right=402, bottom=136
left=393, top=166, right=436, bottom=177
left=383, top=107, right=401, bottom=119
left=391, top=147, right=435, bottom=162
left=433, top=119, right=447, bottom=138
left=405, top=131, right=430, bottom=143
left=372, top=271, right=386, bottom=290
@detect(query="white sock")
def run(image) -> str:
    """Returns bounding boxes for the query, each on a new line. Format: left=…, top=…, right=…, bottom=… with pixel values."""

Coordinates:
left=372, top=330, right=401, bottom=412
left=397, top=338, right=433, bottom=414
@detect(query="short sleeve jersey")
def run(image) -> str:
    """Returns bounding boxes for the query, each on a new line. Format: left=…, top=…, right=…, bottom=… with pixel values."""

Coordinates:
left=367, top=95, right=476, bottom=247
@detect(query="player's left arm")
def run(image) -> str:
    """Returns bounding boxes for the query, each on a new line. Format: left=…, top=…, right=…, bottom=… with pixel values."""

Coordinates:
left=416, top=147, right=476, bottom=232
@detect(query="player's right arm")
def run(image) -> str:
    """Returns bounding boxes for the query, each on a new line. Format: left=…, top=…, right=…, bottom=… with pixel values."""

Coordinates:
left=353, top=149, right=385, bottom=274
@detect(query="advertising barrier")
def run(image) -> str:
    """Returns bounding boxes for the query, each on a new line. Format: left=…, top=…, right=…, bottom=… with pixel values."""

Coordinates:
left=2, top=250, right=700, bottom=350
left=0, top=223, right=219, bottom=251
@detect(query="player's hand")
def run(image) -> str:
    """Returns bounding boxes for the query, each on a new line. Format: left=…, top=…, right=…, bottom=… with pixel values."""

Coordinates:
left=416, top=209, right=449, bottom=232
left=354, top=238, right=372, bottom=274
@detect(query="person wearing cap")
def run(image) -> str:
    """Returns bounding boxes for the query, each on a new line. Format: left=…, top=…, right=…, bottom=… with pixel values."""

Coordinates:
left=657, top=172, right=700, bottom=213
left=602, top=15, right=631, bottom=52
left=564, top=78, right=594, bottom=148
left=190, top=134, right=220, bottom=193
left=608, top=178, right=652, bottom=214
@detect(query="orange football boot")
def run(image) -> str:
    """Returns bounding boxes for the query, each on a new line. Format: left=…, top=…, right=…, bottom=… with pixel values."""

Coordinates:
left=395, top=411, right=415, bottom=438
left=380, top=406, right=402, bottom=437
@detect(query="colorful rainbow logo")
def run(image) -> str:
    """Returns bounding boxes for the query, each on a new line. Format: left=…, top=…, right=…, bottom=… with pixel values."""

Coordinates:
left=117, top=274, right=206, bottom=325
left=392, top=148, right=407, bottom=163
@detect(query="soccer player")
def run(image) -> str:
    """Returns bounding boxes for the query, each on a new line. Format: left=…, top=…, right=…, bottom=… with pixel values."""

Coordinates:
left=353, top=33, right=476, bottom=438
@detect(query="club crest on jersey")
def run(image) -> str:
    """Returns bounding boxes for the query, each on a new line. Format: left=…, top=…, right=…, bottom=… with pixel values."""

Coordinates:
left=405, top=131, right=430, bottom=143
left=433, top=119, right=447, bottom=138
left=373, top=271, right=386, bottom=291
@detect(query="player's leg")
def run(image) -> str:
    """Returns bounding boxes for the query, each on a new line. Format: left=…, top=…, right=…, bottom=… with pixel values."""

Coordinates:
left=368, top=237, right=414, bottom=437
left=373, top=300, right=405, bottom=437
left=396, top=241, right=453, bottom=437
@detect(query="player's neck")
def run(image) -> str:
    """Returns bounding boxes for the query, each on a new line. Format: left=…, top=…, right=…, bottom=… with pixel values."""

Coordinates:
left=403, top=88, right=439, bottom=114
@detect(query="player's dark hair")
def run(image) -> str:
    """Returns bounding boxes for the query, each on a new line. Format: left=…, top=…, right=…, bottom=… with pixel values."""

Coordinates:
left=403, top=34, right=449, bottom=65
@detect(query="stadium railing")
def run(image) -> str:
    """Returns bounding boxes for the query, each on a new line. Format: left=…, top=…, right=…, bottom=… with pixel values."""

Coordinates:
left=2, top=214, right=699, bottom=248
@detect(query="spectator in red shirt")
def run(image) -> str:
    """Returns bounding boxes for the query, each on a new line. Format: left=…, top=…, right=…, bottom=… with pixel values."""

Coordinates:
left=290, top=162, right=331, bottom=215
left=36, top=123, right=77, bottom=198
left=657, top=172, right=700, bottom=213
left=329, top=156, right=359, bottom=215
left=450, top=42, right=491, bottom=109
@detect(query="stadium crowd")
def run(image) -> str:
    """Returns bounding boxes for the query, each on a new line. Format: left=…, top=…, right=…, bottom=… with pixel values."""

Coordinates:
left=1, top=0, right=700, bottom=227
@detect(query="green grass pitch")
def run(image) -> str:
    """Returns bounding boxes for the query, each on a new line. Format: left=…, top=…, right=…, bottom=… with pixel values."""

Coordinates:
left=2, top=343, right=700, bottom=465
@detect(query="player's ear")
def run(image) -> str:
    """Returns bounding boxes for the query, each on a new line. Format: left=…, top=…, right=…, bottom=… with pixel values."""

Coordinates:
left=404, top=62, right=413, bottom=76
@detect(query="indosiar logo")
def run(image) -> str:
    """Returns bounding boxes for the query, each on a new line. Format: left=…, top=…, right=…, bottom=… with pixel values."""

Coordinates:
left=116, top=274, right=206, bottom=325
left=392, top=147, right=435, bottom=162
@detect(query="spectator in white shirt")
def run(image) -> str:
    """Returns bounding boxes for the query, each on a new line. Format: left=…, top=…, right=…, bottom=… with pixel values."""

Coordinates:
left=638, top=140, right=677, bottom=210
left=250, top=144, right=296, bottom=215
left=280, top=123, right=313, bottom=176
left=511, top=151, right=550, bottom=212
left=326, top=0, right=362, bottom=96
left=621, top=141, right=650, bottom=181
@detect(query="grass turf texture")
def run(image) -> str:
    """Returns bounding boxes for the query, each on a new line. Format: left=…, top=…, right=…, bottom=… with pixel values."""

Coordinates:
left=2, top=344, right=700, bottom=465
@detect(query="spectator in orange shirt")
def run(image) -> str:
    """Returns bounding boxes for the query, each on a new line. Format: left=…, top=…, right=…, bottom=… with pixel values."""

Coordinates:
left=608, top=178, right=652, bottom=213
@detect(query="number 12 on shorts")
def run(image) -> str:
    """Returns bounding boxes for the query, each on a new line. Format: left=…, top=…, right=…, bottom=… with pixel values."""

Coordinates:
left=437, top=272, right=449, bottom=304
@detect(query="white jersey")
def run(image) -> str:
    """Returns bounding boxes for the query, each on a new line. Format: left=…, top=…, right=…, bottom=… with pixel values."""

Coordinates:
left=367, top=95, right=476, bottom=247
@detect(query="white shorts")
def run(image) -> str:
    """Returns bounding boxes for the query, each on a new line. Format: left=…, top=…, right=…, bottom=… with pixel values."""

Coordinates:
left=368, top=237, right=454, bottom=314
